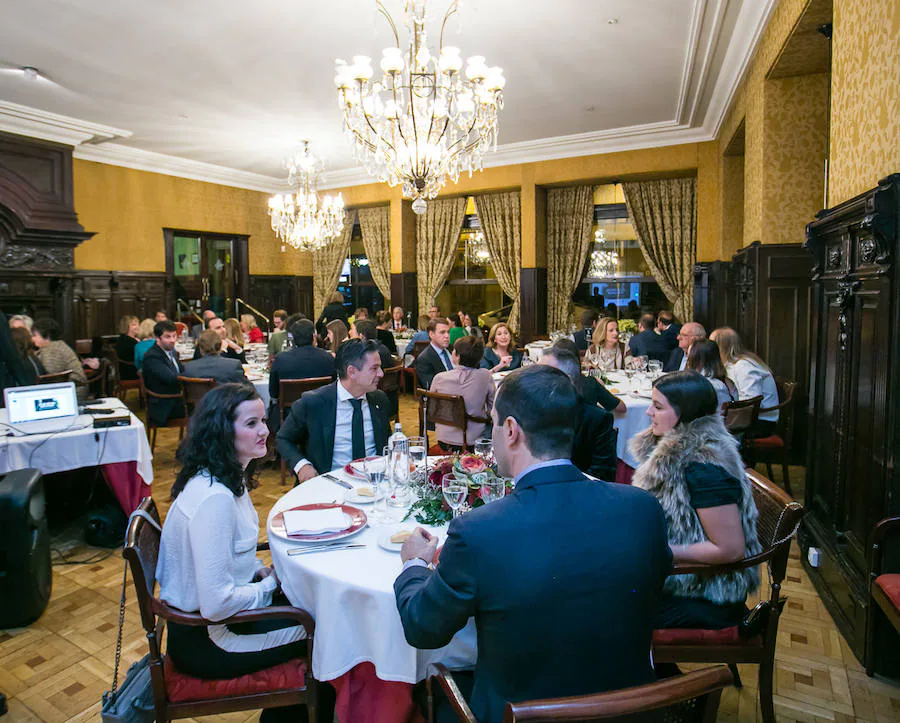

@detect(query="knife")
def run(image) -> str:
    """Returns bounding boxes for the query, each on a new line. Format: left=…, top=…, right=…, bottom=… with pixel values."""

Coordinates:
left=323, top=473, right=353, bottom=489
left=287, top=544, right=365, bottom=556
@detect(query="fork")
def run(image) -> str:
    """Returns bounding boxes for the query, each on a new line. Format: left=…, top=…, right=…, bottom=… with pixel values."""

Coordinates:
left=287, top=544, right=365, bottom=556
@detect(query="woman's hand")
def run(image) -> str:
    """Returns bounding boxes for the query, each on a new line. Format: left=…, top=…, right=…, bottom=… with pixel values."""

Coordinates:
left=492, top=355, right=513, bottom=373
left=254, top=565, right=279, bottom=585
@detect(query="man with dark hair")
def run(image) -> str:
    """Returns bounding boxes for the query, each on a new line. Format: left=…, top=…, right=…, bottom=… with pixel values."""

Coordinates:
left=656, top=310, right=681, bottom=352
left=142, top=320, right=186, bottom=426
left=277, top=339, right=390, bottom=482
left=551, top=338, right=625, bottom=414
left=350, top=319, right=395, bottom=371
left=268, top=319, right=335, bottom=409
left=394, top=365, right=672, bottom=722
left=182, top=330, right=247, bottom=384
left=628, top=313, right=671, bottom=363
left=415, top=317, right=452, bottom=390
left=573, top=308, right=600, bottom=352
left=540, top=347, right=617, bottom=481
left=154, top=310, right=168, bottom=323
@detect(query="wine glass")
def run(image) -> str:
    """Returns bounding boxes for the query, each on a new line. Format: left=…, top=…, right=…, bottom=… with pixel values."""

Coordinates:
left=442, top=474, right=467, bottom=519
left=480, top=478, right=505, bottom=504
left=474, top=438, right=493, bottom=462
left=388, top=439, right=410, bottom=509
left=408, top=436, right=426, bottom=471
left=364, top=455, right=388, bottom=525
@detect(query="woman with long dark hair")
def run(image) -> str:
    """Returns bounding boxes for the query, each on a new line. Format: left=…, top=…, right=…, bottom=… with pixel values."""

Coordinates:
left=156, top=383, right=306, bottom=680
left=630, top=371, right=761, bottom=629
left=685, top=339, right=737, bottom=407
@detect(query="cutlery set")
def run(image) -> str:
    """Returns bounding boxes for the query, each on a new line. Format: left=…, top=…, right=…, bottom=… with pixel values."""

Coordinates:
left=287, top=541, right=366, bottom=556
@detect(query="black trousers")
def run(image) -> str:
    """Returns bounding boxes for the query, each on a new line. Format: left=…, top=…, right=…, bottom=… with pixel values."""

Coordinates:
left=654, top=595, right=747, bottom=629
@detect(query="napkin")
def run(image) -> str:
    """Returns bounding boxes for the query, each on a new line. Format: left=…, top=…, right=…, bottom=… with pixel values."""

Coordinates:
left=283, top=508, right=350, bottom=535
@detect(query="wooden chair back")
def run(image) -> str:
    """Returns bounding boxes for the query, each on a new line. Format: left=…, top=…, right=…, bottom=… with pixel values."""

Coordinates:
left=178, top=376, right=217, bottom=412
left=767, top=378, right=796, bottom=447
left=412, top=340, right=430, bottom=359
left=75, top=338, right=93, bottom=356
left=379, top=365, right=403, bottom=395
left=418, top=389, right=490, bottom=451
left=38, top=370, right=72, bottom=385
left=83, top=358, right=110, bottom=398
left=279, top=377, right=332, bottom=419
left=722, top=395, right=762, bottom=435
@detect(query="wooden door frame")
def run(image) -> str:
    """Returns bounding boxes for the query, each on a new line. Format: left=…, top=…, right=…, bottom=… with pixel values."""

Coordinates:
left=163, top=228, right=250, bottom=316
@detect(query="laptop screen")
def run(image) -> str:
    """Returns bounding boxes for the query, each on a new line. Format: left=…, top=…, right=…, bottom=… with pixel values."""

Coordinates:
left=5, top=383, right=78, bottom=425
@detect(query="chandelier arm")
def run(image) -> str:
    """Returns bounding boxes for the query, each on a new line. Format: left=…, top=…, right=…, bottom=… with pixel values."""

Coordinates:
left=376, top=1, right=401, bottom=47
left=438, top=1, right=459, bottom=50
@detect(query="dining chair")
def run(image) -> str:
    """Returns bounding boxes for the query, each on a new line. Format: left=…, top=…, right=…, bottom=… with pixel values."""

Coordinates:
left=743, top=379, right=796, bottom=495
left=123, top=498, right=319, bottom=722
left=38, top=370, right=72, bottom=385
left=113, top=350, right=144, bottom=407
left=75, top=338, right=93, bottom=356
left=378, top=364, right=403, bottom=422
left=721, top=395, right=762, bottom=441
left=417, top=389, right=490, bottom=454
left=427, top=663, right=732, bottom=722
left=83, top=357, right=110, bottom=399
left=278, top=376, right=333, bottom=485
left=652, top=469, right=806, bottom=723
left=139, top=372, right=188, bottom=452
left=866, top=515, right=900, bottom=676
left=177, top=376, right=217, bottom=415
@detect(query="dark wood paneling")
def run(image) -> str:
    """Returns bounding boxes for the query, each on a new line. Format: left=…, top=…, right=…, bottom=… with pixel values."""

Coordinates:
left=248, top=274, right=314, bottom=321
left=693, top=261, right=733, bottom=332
left=519, top=267, right=547, bottom=344
left=71, top=271, right=169, bottom=338
left=390, top=272, right=418, bottom=320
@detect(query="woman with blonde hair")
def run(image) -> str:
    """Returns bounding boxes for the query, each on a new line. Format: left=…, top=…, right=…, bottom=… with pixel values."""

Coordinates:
left=587, top=316, right=632, bottom=371
left=318, top=291, right=348, bottom=328
left=223, top=318, right=248, bottom=364
left=481, top=322, right=523, bottom=373
left=709, top=326, right=779, bottom=436
left=240, top=314, right=264, bottom=344
left=325, top=319, right=348, bottom=355
left=133, top=318, right=157, bottom=371
left=115, top=315, right=141, bottom=380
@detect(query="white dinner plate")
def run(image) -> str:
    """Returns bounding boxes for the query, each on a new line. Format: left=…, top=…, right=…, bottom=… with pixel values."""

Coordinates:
left=378, top=528, right=418, bottom=553
left=344, top=487, right=377, bottom=505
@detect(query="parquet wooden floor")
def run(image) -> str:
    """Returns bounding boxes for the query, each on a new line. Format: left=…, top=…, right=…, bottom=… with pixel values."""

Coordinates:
left=2, top=394, right=898, bottom=721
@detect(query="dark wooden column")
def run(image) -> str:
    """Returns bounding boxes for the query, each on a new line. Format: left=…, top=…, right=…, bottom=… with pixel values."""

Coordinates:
left=390, top=272, right=418, bottom=321
left=518, top=267, right=547, bottom=344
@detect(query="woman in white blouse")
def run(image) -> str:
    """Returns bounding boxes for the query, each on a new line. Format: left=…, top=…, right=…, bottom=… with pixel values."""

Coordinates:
left=710, top=327, right=779, bottom=437
left=156, top=383, right=306, bottom=681
left=685, top=339, right=738, bottom=408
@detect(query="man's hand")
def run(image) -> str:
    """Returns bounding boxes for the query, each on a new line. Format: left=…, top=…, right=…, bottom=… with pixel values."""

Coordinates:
left=296, top=464, right=317, bottom=482
left=400, top=527, right=438, bottom=564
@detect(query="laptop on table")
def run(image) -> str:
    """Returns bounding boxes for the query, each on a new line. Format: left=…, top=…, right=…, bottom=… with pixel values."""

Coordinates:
left=2, top=382, right=84, bottom=436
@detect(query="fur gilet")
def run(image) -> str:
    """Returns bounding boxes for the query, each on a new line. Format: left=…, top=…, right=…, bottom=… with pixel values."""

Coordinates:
left=630, top=414, right=761, bottom=605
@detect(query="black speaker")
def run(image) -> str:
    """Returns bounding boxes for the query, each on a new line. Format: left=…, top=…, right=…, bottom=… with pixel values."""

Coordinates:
left=0, top=469, right=51, bottom=627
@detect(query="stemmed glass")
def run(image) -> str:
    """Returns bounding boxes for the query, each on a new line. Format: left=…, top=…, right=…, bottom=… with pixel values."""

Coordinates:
left=364, top=455, right=388, bottom=525
left=480, top=478, right=505, bottom=504
left=408, top=436, right=427, bottom=494
left=474, top=438, right=493, bottom=462
left=441, top=474, right=467, bottom=519
left=388, top=439, right=410, bottom=510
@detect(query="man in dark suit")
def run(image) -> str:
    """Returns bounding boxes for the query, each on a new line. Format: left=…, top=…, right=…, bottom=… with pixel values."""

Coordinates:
left=350, top=319, right=395, bottom=371
left=540, top=347, right=617, bottom=481
left=663, top=321, right=706, bottom=372
left=572, top=309, right=599, bottom=352
left=414, top=317, right=452, bottom=390
left=656, top=310, right=681, bottom=352
left=277, top=339, right=390, bottom=483
left=141, top=320, right=186, bottom=426
left=628, top=313, right=671, bottom=363
left=182, top=330, right=247, bottom=384
left=268, top=319, right=335, bottom=406
left=394, top=366, right=671, bottom=723
left=190, top=309, right=217, bottom=340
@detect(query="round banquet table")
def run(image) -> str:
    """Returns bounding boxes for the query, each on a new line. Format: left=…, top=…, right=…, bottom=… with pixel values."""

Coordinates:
left=267, top=470, right=477, bottom=722
left=605, top=371, right=653, bottom=469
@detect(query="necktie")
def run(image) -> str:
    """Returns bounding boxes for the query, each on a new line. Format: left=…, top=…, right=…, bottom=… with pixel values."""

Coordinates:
left=349, top=398, right=366, bottom=460
left=441, top=349, right=452, bottom=370
left=168, top=351, right=179, bottom=371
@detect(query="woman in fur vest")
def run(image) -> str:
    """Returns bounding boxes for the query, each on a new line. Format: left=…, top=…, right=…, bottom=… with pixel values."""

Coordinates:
left=630, top=371, right=761, bottom=629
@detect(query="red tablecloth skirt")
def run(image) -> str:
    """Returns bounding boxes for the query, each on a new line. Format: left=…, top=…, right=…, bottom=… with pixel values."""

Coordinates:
left=100, top=460, right=147, bottom=515
left=330, top=662, right=424, bottom=723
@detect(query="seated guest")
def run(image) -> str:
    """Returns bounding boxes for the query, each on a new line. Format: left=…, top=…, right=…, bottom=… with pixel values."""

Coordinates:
left=142, top=320, right=187, bottom=427
left=552, top=338, right=625, bottom=414
left=374, top=310, right=398, bottom=355
left=415, top=317, right=453, bottom=390
left=240, top=314, right=264, bottom=344
left=587, top=317, right=632, bottom=371
left=428, top=305, right=440, bottom=320
left=115, top=315, right=140, bottom=380
left=404, top=314, right=431, bottom=357
left=133, top=318, right=157, bottom=371
left=277, top=339, right=390, bottom=482
left=480, top=322, right=523, bottom=372
left=266, top=309, right=289, bottom=356
left=350, top=320, right=395, bottom=370
left=8, top=314, right=33, bottom=331
left=154, top=310, right=168, bottom=323
left=10, top=326, right=44, bottom=383
left=317, top=292, right=349, bottom=329
left=539, top=347, right=616, bottom=481
left=31, top=318, right=88, bottom=402
left=1, top=314, right=34, bottom=394
left=657, top=310, right=681, bottom=352
left=460, top=311, right=483, bottom=341
left=191, top=309, right=217, bottom=340
left=222, top=319, right=248, bottom=363
left=431, top=336, right=495, bottom=452
left=394, top=365, right=671, bottom=722
left=686, top=339, right=737, bottom=407
left=630, top=371, right=761, bottom=629
left=182, top=330, right=248, bottom=384
left=663, top=321, right=705, bottom=372
left=448, top=315, right=466, bottom=347
left=573, top=308, right=599, bottom=352
left=391, top=305, right=406, bottom=331
left=351, top=307, right=369, bottom=325
left=156, top=383, right=307, bottom=690
left=628, top=313, right=670, bottom=363
left=325, top=318, right=349, bottom=354
left=268, top=319, right=335, bottom=408
left=710, top=327, right=779, bottom=437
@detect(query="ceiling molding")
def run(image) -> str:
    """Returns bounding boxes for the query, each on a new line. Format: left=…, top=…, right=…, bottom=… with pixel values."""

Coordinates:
left=675, top=0, right=709, bottom=125
left=686, top=0, right=729, bottom=126
left=0, top=100, right=130, bottom=146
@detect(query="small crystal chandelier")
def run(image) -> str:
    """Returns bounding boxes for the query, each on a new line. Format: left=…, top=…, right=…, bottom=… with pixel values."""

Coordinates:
left=589, top=248, right=619, bottom=278
left=334, top=0, right=505, bottom=215
left=268, top=141, right=345, bottom=252
left=465, top=230, right=490, bottom=266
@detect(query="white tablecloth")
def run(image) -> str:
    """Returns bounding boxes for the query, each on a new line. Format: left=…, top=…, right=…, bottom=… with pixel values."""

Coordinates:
left=606, top=372, right=653, bottom=468
left=523, top=340, right=553, bottom=363
left=0, top=397, right=153, bottom=484
left=267, top=471, right=477, bottom=684
left=249, top=375, right=270, bottom=409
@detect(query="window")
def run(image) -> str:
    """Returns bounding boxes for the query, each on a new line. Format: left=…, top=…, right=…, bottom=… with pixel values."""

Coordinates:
left=336, top=222, right=385, bottom=313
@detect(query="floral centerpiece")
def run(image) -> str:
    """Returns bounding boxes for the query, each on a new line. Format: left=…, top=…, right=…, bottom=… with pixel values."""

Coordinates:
left=404, top=454, right=505, bottom=525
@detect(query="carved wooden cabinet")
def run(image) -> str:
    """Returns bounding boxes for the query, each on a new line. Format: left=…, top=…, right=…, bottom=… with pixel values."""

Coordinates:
left=802, top=173, right=900, bottom=668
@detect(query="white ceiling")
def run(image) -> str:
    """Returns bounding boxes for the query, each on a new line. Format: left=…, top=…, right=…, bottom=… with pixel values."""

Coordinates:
left=0, top=0, right=775, bottom=192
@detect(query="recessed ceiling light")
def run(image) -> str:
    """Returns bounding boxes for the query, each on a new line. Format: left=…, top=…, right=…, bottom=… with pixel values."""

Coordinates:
left=607, top=18, right=619, bottom=25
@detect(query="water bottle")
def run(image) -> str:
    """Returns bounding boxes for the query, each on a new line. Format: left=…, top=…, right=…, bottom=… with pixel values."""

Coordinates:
left=388, top=422, right=407, bottom=452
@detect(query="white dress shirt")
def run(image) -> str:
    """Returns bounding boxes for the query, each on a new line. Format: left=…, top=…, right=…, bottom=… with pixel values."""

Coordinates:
left=726, top=358, right=779, bottom=422
left=293, top=381, right=377, bottom=475
left=678, top=350, right=688, bottom=371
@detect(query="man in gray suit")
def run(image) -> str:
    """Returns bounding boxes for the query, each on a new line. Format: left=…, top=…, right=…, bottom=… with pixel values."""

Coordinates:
left=182, top=330, right=247, bottom=384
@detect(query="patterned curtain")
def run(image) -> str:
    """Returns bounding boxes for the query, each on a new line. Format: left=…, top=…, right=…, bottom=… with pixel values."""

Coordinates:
left=622, top=178, right=697, bottom=320
left=416, top=197, right=467, bottom=315
left=313, top=209, right=356, bottom=318
left=358, top=206, right=392, bottom=304
left=546, top=186, right=594, bottom=332
left=475, top=192, right=521, bottom=333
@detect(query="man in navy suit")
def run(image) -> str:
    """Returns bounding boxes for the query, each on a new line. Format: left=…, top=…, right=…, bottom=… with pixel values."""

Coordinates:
left=414, top=317, right=453, bottom=390
left=628, top=313, right=671, bottom=364
left=394, top=365, right=672, bottom=722
left=663, top=321, right=706, bottom=372
left=276, top=339, right=390, bottom=483
left=268, top=319, right=335, bottom=405
left=656, top=310, right=681, bottom=352
left=572, top=308, right=600, bottom=352
left=141, top=320, right=186, bottom=426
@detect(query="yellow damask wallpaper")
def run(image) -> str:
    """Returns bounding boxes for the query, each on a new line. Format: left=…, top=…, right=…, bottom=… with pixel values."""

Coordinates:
left=829, top=0, right=900, bottom=205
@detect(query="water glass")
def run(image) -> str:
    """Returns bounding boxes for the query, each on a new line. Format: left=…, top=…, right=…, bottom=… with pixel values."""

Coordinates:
left=388, top=440, right=410, bottom=509
left=480, top=478, right=505, bottom=504
left=408, top=436, right=426, bottom=471
left=441, top=474, right=467, bottom=519
left=648, top=359, right=662, bottom=377
left=474, top=438, right=493, bottom=461
left=364, top=455, right=389, bottom=525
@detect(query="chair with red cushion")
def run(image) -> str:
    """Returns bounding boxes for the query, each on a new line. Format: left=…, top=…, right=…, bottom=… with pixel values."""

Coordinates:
left=652, top=469, right=805, bottom=723
left=744, top=379, right=797, bottom=496
left=866, top=516, right=900, bottom=676
left=428, top=662, right=733, bottom=722
left=124, top=498, right=319, bottom=722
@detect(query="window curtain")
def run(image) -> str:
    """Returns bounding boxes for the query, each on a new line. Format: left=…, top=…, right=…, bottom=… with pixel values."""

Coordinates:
left=546, top=186, right=595, bottom=332
left=416, top=197, right=467, bottom=316
left=313, top=209, right=356, bottom=318
left=357, top=206, right=392, bottom=304
left=474, top=192, right=521, bottom=333
left=622, top=178, right=696, bottom=321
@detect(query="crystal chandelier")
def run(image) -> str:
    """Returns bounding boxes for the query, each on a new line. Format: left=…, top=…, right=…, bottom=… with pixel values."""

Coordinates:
left=589, top=248, right=619, bottom=278
left=334, top=0, right=505, bottom=214
left=268, top=141, right=345, bottom=252
left=465, top=230, right=490, bottom=266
